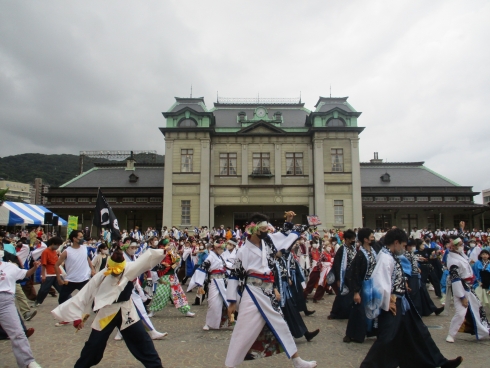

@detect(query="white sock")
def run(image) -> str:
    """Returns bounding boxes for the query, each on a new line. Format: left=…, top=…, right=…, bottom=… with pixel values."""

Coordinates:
left=292, top=357, right=317, bottom=368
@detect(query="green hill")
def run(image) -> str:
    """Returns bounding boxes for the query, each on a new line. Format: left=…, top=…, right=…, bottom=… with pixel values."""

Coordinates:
left=0, top=153, right=164, bottom=187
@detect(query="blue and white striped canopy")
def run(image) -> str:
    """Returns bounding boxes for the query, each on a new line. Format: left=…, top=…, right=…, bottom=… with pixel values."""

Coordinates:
left=0, top=201, right=67, bottom=226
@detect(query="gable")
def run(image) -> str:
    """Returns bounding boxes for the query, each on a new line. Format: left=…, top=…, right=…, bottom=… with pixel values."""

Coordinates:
left=238, top=121, right=285, bottom=135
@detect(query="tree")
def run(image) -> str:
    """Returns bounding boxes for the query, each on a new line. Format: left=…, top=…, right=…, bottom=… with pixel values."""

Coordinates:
left=0, top=188, right=9, bottom=202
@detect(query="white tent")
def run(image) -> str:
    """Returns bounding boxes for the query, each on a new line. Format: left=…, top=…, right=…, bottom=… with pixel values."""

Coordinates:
left=0, top=201, right=67, bottom=226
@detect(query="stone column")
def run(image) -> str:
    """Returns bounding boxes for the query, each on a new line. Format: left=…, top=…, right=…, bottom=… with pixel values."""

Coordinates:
left=163, top=139, right=173, bottom=227
left=209, top=195, right=215, bottom=229
left=199, top=138, right=211, bottom=227
left=308, top=144, right=314, bottom=213
left=242, top=144, right=248, bottom=185
left=313, top=138, right=326, bottom=224
left=275, top=143, right=281, bottom=185
left=351, top=137, right=363, bottom=227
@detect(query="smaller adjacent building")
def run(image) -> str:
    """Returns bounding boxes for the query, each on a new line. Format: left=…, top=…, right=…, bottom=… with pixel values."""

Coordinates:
left=361, top=154, right=489, bottom=230
left=45, top=158, right=164, bottom=235
left=0, top=179, right=31, bottom=203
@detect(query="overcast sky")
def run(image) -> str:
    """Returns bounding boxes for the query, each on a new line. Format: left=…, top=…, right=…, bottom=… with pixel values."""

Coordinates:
left=1, top=1, right=489, bottom=201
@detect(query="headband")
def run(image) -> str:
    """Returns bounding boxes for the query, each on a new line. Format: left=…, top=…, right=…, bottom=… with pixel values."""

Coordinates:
left=104, top=258, right=126, bottom=276
left=452, top=238, right=462, bottom=246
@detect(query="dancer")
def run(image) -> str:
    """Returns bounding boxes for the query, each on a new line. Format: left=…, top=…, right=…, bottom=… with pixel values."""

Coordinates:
left=473, top=249, right=490, bottom=309
left=148, top=241, right=195, bottom=318
left=361, top=228, right=462, bottom=368
left=446, top=233, right=490, bottom=343
left=328, top=230, right=357, bottom=319
left=52, top=246, right=165, bottom=368
left=274, top=250, right=319, bottom=342
left=303, top=235, right=334, bottom=303
left=188, top=242, right=230, bottom=330
left=114, top=238, right=167, bottom=341
left=222, top=239, right=238, bottom=270
left=343, top=228, right=377, bottom=343
left=286, top=247, right=315, bottom=317
left=225, top=212, right=316, bottom=368
left=0, top=243, right=42, bottom=368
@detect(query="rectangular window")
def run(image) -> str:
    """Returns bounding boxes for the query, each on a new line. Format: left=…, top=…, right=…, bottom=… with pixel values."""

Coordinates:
left=401, top=214, right=418, bottom=230
left=458, top=196, right=470, bottom=201
left=252, top=153, right=271, bottom=174
left=181, top=200, right=191, bottom=225
left=445, top=196, right=456, bottom=202
left=389, top=197, right=401, bottom=202
left=105, top=197, right=117, bottom=203
left=77, top=198, right=89, bottom=202
left=149, top=197, right=162, bottom=203
left=376, top=214, right=392, bottom=229
left=431, top=196, right=442, bottom=202
left=181, top=149, right=193, bottom=172
left=51, top=198, right=63, bottom=203
left=331, top=149, right=344, bottom=172
left=484, top=196, right=490, bottom=203
left=362, top=197, right=373, bottom=202
left=91, top=198, right=97, bottom=202
left=334, top=200, right=344, bottom=224
left=219, top=153, right=237, bottom=176
left=286, top=152, right=304, bottom=175
left=122, top=197, right=134, bottom=203
left=136, top=197, right=148, bottom=203
left=64, top=198, right=75, bottom=202
left=417, top=197, right=428, bottom=202
left=375, top=197, right=387, bottom=202
left=403, top=197, right=415, bottom=202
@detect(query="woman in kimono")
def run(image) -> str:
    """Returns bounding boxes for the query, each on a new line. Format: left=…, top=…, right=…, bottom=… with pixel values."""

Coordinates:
left=274, top=250, right=320, bottom=341
left=446, top=235, right=490, bottom=343
left=473, top=249, right=490, bottom=309
left=405, top=240, right=444, bottom=317
left=361, top=229, right=462, bottom=368
left=327, top=231, right=357, bottom=319
left=51, top=246, right=165, bottom=368
left=187, top=242, right=230, bottom=330
left=344, top=228, right=377, bottom=343
left=148, top=241, right=195, bottom=318
left=225, top=212, right=317, bottom=368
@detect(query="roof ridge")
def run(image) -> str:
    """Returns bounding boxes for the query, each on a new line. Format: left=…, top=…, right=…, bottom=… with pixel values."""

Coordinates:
left=60, top=167, right=97, bottom=188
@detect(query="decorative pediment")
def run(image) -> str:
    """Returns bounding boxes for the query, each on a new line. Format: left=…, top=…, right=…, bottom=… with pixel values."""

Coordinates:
left=237, top=121, right=286, bottom=135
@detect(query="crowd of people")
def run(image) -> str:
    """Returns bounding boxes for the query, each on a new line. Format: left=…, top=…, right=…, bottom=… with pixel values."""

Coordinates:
left=1, top=215, right=489, bottom=367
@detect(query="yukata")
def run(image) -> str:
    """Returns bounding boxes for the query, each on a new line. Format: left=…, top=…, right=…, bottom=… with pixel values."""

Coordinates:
left=473, top=259, right=490, bottom=308
left=149, top=250, right=191, bottom=315
left=187, top=251, right=230, bottom=329
left=51, top=250, right=165, bottom=368
left=303, top=249, right=332, bottom=302
left=447, top=251, right=490, bottom=340
left=361, top=248, right=449, bottom=367
left=345, top=246, right=377, bottom=343
left=329, top=244, right=357, bottom=319
left=225, top=222, right=307, bottom=367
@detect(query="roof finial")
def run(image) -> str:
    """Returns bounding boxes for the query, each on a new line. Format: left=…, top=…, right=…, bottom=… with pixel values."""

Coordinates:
left=330, top=85, right=331, bottom=98
left=190, top=85, right=192, bottom=98
left=300, top=91, right=302, bottom=103
left=216, top=91, right=218, bottom=103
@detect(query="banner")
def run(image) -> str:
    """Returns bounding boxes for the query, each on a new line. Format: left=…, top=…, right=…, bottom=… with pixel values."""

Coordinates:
left=92, top=189, right=121, bottom=241
left=67, top=216, right=78, bottom=236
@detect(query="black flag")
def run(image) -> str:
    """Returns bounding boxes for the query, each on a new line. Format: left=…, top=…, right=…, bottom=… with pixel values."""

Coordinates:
left=93, top=189, right=121, bottom=241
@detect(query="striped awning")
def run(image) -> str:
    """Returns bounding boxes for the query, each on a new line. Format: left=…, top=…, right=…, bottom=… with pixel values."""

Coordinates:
left=0, top=201, right=68, bottom=226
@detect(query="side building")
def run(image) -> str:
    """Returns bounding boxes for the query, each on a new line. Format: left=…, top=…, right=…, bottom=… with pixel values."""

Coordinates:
left=361, top=154, right=489, bottom=230
left=45, top=158, right=164, bottom=235
left=160, top=96, right=364, bottom=229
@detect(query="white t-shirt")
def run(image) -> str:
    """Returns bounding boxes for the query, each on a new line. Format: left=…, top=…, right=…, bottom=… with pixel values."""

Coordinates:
left=0, top=262, right=27, bottom=294
left=64, top=245, right=91, bottom=283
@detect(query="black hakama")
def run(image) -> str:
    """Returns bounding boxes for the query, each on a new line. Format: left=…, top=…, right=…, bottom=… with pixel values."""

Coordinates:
left=360, top=297, right=448, bottom=368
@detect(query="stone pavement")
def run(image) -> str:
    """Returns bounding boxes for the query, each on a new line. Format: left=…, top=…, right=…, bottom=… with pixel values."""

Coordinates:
left=1, top=287, right=489, bottom=368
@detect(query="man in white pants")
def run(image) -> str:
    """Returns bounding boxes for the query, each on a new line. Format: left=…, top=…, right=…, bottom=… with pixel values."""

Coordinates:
left=115, top=238, right=167, bottom=341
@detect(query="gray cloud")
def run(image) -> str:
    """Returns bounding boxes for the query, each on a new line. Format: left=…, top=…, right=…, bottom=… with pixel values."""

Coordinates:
left=1, top=0, right=489, bottom=200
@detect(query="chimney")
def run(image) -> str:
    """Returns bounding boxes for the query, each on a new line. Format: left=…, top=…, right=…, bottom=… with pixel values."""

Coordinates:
left=370, top=152, right=383, bottom=164
left=126, top=151, right=136, bottom=171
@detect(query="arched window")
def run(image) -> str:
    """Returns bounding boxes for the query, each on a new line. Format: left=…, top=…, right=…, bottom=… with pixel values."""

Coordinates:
left=326, top=118, right=346, bottom=127
left=178, top=118, right=198, bottom=127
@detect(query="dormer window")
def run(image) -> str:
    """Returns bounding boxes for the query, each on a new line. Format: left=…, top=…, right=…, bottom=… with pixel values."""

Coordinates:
left=178, top=118, right=197, bottom=127
left=129, top=173, right=139, bottom=183
left=238, top=111, right=246, bottom=122
left=380, top=173, right=391, bottom=182
left=273, top=111, right=282, bottom=122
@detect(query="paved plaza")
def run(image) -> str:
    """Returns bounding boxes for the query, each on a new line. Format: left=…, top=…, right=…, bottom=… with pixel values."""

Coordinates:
left=1, top=288, right=488, bottom=368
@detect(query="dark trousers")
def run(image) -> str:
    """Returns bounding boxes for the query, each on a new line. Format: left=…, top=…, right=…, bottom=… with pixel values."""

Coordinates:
left=36, top=276, right=62, bottom=304
left=74, top=311, right=162, bottom=368
left=58, top=280, right=89, bottom=305
left=360, top=297, right=447, bottom=368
